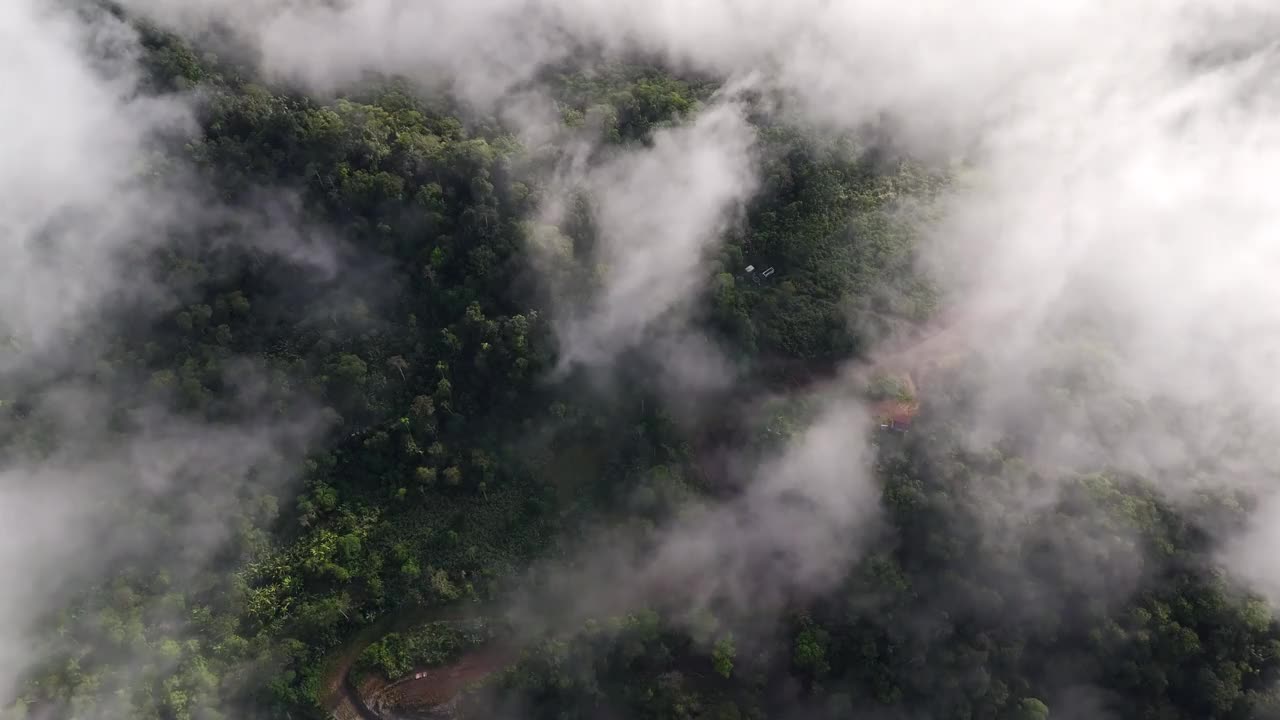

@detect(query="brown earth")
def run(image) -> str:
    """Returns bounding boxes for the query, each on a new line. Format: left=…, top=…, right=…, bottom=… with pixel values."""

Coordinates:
left=365, top=644, right=519, bottom=717
left=322, top=604, right=502, bottom=720
left=870, top=398, right=920, bottom=426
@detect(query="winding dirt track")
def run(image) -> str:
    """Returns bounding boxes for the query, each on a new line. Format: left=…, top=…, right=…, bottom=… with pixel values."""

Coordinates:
left=364, top=644, right=519, bottom=718
left=324, top=604, right=504, bottom=720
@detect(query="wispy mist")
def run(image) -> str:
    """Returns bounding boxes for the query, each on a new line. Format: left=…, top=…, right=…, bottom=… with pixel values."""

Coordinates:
left=0, top=1, right=339, bottom=711
left=0, top=0, right=190, bottom=365
left=47, top=0, right=1280, bottom=700
left=547, top=98, right=756, bottom=381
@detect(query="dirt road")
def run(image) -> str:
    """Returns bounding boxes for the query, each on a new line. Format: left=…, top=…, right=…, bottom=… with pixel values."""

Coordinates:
left=364, top=644, right=519, bottom=717
left=322, top=603, right=507, bottom=720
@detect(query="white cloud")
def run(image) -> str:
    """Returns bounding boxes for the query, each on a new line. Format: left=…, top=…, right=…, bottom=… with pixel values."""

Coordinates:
left=100, top=0, right=1280, bottom=650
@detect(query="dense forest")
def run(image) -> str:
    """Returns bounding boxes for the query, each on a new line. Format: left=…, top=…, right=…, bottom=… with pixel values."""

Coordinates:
left=7, top=4, right=1280, bottom=720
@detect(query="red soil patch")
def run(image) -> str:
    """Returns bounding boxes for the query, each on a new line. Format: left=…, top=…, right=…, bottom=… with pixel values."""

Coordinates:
left=871, top=398, right=919, bottom=426
left=368, top=644, right=518, bottom=714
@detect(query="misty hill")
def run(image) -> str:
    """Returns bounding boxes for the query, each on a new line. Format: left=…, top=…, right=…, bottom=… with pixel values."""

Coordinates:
left=6, top=3, right=1280, bottom=720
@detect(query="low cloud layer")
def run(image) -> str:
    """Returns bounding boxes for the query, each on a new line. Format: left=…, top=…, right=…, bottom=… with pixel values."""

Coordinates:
left=510, top=381, right=878, bottom=640
left=0, top=0, right=190, bottom=365
left=0, top=0, right=337, bottom=709
left=118, top=0, right=1280, bottom=620
left=547, top=98, right=757, bottom=379
left=23, top=0, right=1280, bottom=711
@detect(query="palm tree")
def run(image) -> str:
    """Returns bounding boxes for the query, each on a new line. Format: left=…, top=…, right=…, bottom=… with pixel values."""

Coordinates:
left=387, top=355, right=409, bottom=381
